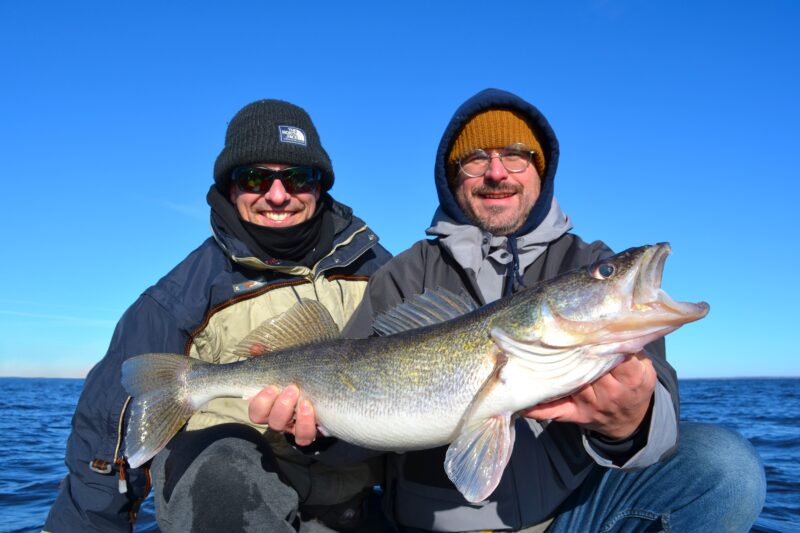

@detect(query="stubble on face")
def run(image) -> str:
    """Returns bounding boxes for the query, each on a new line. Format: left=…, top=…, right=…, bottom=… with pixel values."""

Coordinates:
left=454, top=176, right=539, bottom=236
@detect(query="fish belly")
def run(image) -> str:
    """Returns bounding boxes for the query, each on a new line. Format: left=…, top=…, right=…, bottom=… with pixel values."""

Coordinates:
left=314, top=402, right=467, bottom=451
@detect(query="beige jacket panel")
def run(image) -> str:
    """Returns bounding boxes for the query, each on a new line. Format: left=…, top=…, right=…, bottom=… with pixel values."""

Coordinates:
left=183, top=274, right=372, bottom=505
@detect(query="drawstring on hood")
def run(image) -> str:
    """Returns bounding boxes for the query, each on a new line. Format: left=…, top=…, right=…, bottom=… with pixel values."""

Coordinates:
left=505, top=237, right=524, bottom=297
left=431, top=88, right=566, bottom=300
left=427, top=198, right=572, bottom=303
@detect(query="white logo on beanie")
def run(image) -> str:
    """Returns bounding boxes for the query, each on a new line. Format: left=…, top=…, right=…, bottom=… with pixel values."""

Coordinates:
left=278, top=125, right=307, bottom=146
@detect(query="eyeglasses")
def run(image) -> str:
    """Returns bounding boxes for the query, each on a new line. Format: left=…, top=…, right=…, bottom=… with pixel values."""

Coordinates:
left=231, top=166, right=321, bottom=194
left=458, top=144, right=536, bottom=178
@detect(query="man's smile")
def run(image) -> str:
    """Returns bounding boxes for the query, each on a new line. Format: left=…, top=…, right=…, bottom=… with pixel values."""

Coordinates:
left=262, top=211, right=292, bottom=222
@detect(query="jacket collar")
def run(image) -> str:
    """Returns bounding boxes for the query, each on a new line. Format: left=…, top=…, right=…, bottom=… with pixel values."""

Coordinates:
left=210, top=197, right=375, bottom=274
left=427, top=197, right=572, bottom=303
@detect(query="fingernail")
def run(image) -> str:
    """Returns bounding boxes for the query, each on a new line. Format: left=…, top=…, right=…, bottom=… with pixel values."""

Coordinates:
left=265, top=386, right=279, bottom=396
left=300, top=400, right=312, bottom=415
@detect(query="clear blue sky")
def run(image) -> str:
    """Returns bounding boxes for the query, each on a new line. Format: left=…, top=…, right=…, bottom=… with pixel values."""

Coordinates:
left=1, top=1, right=797, bottom=378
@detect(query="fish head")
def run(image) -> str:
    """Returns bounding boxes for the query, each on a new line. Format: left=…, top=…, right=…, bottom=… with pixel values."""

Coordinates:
left=515, top=243, right=709, bottom=353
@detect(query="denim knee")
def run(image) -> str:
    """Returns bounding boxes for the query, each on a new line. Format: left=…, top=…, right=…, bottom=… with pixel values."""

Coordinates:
left=679, top=422, right=766, bottom=523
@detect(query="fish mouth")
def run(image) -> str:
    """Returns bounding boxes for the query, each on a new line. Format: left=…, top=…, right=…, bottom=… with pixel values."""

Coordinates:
left=632, top=243, right=709, bottom=324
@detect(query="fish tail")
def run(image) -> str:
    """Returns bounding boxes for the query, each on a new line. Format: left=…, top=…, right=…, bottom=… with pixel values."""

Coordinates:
left=121, top=353, right=206, bottom=468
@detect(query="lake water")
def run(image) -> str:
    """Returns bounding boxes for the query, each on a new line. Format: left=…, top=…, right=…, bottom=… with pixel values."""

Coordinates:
left=0, top=377, right=797, bottom=532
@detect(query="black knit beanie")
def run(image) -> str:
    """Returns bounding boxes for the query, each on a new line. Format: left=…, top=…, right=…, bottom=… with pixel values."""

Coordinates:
left=213, top=99, right=334, bottom=191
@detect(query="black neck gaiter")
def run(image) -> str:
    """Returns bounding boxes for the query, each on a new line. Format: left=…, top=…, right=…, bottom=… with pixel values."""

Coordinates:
left=207, top=186, right=335, bottom=267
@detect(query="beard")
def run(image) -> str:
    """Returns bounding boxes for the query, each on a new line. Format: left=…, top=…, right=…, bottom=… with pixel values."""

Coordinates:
left=458, top=183, right=534, bottom=236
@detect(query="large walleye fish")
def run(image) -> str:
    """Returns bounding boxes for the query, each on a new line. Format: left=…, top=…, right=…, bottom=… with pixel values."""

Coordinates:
left=122, top=243, right=708, bottom=502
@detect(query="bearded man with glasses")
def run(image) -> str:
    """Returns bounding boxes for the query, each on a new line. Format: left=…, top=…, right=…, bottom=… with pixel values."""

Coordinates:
left=250, top=89, right=765, bottom=532
left=45, top=99, right=391, bottom=533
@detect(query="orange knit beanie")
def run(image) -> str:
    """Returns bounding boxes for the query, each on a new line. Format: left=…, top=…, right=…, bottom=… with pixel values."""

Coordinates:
left=447, top=109, right=546, bottom=177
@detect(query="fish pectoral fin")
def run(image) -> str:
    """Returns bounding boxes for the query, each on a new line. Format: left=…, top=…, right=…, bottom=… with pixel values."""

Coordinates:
left=444, top=354, right=512, bottom=503
left=490, top=327, right=581, bottom=363
left=445, top=413, right=516, bottom=503
left=372, top=287, right=478, bottom=336
left=228, top=299, right=341, bottom=359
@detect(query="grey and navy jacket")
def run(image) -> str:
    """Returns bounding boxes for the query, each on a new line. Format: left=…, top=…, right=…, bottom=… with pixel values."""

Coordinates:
left=342, top=89, right=679, bottom=531
left=44, top=199, right=391, bottom=532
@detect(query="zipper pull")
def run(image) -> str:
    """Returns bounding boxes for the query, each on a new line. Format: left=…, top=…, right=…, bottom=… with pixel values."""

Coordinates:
left=117, top=458, right=128, bottom=493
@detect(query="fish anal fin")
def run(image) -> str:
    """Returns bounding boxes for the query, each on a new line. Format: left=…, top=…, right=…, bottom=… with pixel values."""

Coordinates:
left=445, top=412, right=516, bottom=503
left=230, top=299, right=341, bottom=359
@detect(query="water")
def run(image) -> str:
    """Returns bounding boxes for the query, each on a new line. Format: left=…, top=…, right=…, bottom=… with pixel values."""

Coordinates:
left=680, top=379, right=799, bottom=532
left=0, top=378, right=797, bottom=532
left=0, top=378, right=153, bottom=533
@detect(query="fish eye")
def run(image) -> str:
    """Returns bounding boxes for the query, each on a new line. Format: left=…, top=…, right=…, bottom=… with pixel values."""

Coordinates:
left=592, top=262, right=616, bottom=280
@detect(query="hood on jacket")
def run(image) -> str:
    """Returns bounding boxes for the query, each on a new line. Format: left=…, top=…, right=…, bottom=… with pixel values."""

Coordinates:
left=434, top=88, right=560, bottom=237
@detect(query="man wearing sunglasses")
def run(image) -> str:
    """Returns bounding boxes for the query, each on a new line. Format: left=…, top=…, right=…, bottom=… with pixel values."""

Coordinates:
left=250, top=89, right=765, bottom=532
left=45, top=100, right=391, bottom=533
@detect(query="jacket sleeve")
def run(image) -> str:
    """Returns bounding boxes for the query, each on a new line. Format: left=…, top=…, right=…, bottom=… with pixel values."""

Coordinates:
left=44, top=295, right=189, bottom=533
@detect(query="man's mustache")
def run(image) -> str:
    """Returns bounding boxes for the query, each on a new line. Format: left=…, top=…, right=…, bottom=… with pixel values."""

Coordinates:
left=470, top=183, right=523, bottom=196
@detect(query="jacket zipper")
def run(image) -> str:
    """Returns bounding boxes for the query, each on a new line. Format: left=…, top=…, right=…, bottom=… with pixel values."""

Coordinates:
left=115, top=395, right=132, bottom=493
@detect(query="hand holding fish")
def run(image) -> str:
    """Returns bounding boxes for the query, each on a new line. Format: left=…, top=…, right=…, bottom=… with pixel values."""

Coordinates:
left=248, top=384, right=318, bottom=446
left=520, top=352, right=657, bottom=440
left=122, top=244, right=709, bottom=503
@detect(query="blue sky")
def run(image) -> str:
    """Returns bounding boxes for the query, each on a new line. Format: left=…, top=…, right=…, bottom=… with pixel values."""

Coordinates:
left=1, top=1, right=797, bottom=378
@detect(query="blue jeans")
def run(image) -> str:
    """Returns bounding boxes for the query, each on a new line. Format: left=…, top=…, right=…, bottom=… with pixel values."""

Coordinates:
left=547, top=422, right=766, bottom=533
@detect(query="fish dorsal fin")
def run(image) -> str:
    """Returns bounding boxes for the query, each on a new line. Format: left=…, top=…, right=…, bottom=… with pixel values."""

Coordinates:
left=445, top=351, right=516, bottom=503
left=230, top=299, right=340, bottom=358
left=373, top=287, right=478, bottom=336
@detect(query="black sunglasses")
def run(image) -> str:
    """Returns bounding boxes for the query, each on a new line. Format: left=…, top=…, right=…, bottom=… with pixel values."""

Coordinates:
left=231, top=166, right=321, bottom=194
